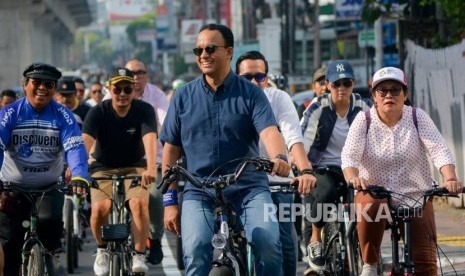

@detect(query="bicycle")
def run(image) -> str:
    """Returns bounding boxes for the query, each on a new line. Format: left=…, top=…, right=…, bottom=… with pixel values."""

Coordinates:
left=304, top=166, right=363, bottom=276
left=91, top=175, right=144, bottom=276
left=159, top=157, right=292, bottom=276
left=0, top=180, right=69, bottom=276
left=63, top=191, right=89, bottom=274
left=358, top=183, right=465, bottom=276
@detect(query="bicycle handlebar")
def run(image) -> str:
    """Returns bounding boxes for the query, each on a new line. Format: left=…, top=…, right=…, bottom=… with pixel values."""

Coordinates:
left=0, top=181, right=70, bottom=194
left=358, top=184, right=465, bottom=208
left=158, top=157, right=274, bottom=194
left=90, top=175, right=142, bottom=190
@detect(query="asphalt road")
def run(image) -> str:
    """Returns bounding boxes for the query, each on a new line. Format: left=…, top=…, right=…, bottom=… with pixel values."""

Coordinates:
left=61, top=199, right=465, bottom=275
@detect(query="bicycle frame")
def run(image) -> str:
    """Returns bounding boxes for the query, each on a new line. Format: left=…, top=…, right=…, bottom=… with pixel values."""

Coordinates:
left=91, top=175, right=141, bottom=276
left=160, top=157, right=277, bottom=276
left=1, top=181, right=68, bottom=276
left=389, top=204, right=419, bottom=275
left=21, top=195, right=47, bottom=276
left=310, top=166, right=361, bottom=276
left=359, top=184, right=465, bottom=276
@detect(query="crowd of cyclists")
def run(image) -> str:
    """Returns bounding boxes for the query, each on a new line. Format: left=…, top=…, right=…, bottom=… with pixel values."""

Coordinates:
left=0, top=22, right=462, bottom=276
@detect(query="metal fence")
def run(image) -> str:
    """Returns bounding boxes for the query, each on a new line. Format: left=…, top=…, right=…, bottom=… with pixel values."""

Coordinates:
left=404, top=39, right=465, bottom=207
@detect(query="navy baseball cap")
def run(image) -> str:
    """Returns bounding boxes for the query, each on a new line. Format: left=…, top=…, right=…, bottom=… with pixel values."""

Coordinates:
left=325, top=60, right=354, bottom=83
left=23, top=63, right=62, bottom=81
left=56, top=78, right=77, bottom=94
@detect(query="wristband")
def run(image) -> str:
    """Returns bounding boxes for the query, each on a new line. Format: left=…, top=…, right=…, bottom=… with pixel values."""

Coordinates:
left=299, top=169, right=315, bottom=176
left=163, top=189, right=178, bottom=207
left=275, top=154, right=288, bottom=163
left=446, top=178, right=458, bottom=182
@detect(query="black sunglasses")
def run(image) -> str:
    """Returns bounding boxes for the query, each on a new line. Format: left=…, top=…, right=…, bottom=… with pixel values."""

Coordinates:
left=30, top=79, right=55, bottom=90
left=92, top=90, right=102, bottom=94
left=193, top=45, right=228, bottom=56
left=240, top=73, right=267, bottom=83
left=133, top=70, right=147, bottom=76
left=375, top=87, right=403, bottom=97
left=331, top=79, right=353, bottom=89
left=112, top=86, right=133, bottom=95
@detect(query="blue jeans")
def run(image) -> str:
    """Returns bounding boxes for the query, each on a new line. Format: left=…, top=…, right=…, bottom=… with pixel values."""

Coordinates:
left=181, top=191, right=282, bottom=276
left=271, top=191, right=297, bottom=276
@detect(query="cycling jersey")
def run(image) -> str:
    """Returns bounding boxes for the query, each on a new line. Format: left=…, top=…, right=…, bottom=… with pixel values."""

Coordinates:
left=0, top=98, right=89, bottom=187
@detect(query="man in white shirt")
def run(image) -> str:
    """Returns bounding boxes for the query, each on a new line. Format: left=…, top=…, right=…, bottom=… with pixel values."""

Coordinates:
left=235, top=50, right=317, bottom=276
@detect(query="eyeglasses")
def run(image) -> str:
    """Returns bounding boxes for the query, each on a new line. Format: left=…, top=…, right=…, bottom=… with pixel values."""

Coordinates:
left=240, top=73, right=267, bottom=83
left=112, top=86, right=133, bottom=95
left=92, top=90, right=102, bottom=94
left=133, top=70, right=147, bottom=76
left=330, top=79, right=353, bottom=89
left=375, top=87, right=403, bottom=97
left=30, top=79, right=55, bottom=90
left=193, top=45, right=228, bottom=56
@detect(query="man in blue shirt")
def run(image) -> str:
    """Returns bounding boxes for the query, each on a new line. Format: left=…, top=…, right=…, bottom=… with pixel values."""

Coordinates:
left=160, top=23, right=291, bottom=276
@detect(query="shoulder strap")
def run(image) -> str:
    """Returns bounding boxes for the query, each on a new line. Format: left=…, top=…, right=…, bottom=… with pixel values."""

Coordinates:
left=412, top=107, right=418, bottom=131
left=365, top=111, right=371, bottom=134
left=365, top=107, right=418, bottom=134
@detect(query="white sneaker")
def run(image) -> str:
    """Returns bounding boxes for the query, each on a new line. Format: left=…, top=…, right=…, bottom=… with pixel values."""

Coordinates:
left=132, top=253, right=149, bottom=274
left=360, top=263, right=378, bottom=276
left=93, top=248, right=110, bottom=276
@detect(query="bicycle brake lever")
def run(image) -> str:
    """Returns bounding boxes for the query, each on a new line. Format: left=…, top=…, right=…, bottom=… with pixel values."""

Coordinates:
left=91, top=180, right=100, bottom=189
left=257, top=158, right=273, bottom=173
left=158, top=169, right=178, bottom=193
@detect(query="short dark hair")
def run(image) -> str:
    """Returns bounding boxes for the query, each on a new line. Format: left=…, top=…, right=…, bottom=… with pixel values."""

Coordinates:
left=73, top=77, right=85, bottom=85
left=235, top=51, right=269, bottom=75
left=1, top=89, right=16, bottom=100
left=199, top=24, right=234, bottom=48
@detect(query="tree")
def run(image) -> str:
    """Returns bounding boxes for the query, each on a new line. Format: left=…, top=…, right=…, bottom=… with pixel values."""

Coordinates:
left=361, top=0, right=465, bottom=47
left=125, top=12, right=156, bottom=63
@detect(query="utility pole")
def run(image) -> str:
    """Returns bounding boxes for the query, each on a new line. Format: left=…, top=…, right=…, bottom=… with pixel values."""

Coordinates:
left=288, top=0, right=295, bottom=74
left=313, top=0, right=321, bottom=69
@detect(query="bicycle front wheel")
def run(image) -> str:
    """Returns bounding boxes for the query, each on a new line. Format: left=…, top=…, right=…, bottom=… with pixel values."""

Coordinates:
left=322, top=221, right=343, bottom=275
left=64, top=198, right=75, bottom=273
left=110, top=253, right=121, bottom=276
left=24, top=244, right=45, bottom=276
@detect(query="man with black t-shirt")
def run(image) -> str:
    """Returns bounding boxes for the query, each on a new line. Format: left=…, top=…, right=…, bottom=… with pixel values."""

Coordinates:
left=82, top=68, right=158, bottom=276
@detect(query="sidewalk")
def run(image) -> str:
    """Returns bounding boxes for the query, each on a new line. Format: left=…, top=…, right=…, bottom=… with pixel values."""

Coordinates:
left=381, top=198, right=465, bottom=274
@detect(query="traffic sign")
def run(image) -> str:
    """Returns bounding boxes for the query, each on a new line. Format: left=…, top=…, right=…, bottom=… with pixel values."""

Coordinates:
left=358, top=30, right=375, bottom=48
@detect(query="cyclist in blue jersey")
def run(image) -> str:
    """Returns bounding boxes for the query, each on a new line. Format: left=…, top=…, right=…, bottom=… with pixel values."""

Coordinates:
left=0, top=63, right=90, bottom=276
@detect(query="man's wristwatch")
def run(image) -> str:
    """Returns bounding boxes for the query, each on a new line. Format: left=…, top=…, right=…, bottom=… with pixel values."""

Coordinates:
left=274, top=154, right=288, bottom=163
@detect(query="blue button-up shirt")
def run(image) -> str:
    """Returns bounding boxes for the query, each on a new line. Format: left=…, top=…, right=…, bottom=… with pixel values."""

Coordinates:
left=160, top=72, right=277, bottom=201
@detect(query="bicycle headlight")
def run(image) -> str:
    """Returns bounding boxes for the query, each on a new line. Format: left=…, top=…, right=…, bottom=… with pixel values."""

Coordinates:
left=211, top=233, right=227, bottom=249
left=22, top=220, right=30, bottom=228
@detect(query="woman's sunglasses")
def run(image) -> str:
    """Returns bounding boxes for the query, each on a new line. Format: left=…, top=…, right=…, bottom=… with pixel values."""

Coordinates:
left=375, top=87, right=403, bottom=97
left=330, top=79, right=353, bottom=89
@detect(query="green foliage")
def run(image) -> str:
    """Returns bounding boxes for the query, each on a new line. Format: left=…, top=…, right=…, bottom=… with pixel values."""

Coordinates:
left=173, top=55, right=188, bottom=76
left=361, top=0, right=410, bottom=24
left=69, top=29, right=115, bottom=71
left=361, top=0, right=464, bottom=46
left=126, top=12, right=156, bottom=46
left=421, top=0, right=465, bottom=31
